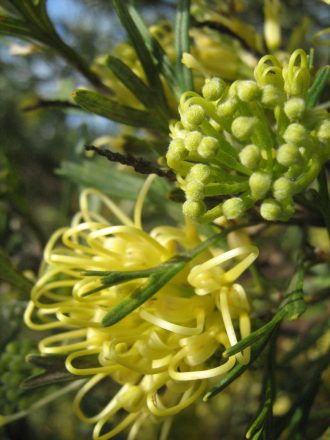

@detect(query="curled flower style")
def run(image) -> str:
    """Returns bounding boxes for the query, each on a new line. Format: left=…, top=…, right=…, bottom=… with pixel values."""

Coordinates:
left=25, top=176, right=258, bottom=440
left=166, top=49, right=330, bottom=223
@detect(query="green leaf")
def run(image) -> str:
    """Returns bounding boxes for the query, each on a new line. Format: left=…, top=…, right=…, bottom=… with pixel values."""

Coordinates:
left=246, top=405, right=271, bottom=439
left=0, top=248, right=33, bottom=296
left=306, top=66, right=330, bottom=108
left=203, top=331, right=272, bottom=401
left=112, top=0, right=168, bottom=110
left=224, top=262, right=305, bottom=358
left=102, top=230, right=229, bottom=326
left=223, top=309, right=285, bottom=358
left=125, top=1, right=181, bottom=100
left=24, top=353, right=98, bottom=389
left=283, top=258, right=306, bottom=320
left=23, top=355, right=77, bottom=389
left=102, top=258, right=188, bottom=326
left=72, top=88, right=166, bottom=130
left=175, top=0, right=193, bottom=91
left=246, top=334, right=277, bottom=440
left=283, top=288, right=306, bottom=321
left=0, top=15, right=32, bottom=38
left=82, top=268, right=159, bottom=295
left=105, top=55, right=159, bottom=110
left=57, top=160, right=145, bottom=200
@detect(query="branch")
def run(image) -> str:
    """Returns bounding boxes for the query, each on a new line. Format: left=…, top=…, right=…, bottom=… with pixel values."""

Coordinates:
left=85, top=145, right=175, bottom=181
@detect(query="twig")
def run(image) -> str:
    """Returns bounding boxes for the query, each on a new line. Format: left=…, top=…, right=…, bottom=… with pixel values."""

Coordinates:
left=85, top=145, right=176, bottom=181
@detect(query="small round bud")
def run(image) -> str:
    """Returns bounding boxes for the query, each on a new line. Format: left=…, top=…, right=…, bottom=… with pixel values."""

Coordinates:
left=283, top=123, right=307, bottom=145
left=202, top=77, right=226, bottom=101
left=237, top=80, right=260, bottom=102
left=184, top=131, right=203, bottom=152
left=261, top=85, right=285, bottom=108
left=228, top=81, right=239, bottom=97
left=185, top=180, right=205, bottom=201
left=239, top=144, right=261, bottom=169
left=276, top=143, right=301, bottom=167
left=167, top=139, right=188, bottom=159
left=183, top=200, right=206, bottom=219
left=166, top=139, right=187, bottom=169
left=231, top=117, right=257, bottom=141
left=183, top=104, right=206, bottom=128
left=260, top=199, right=282, bottom=221
left=284, top=98, right=305, bottom=121
left=198, top=136, right=219, bottom=158
left=223, top=197, right=246, bottom=219
left=249, top=172, right=272, bottom=200
left=316, top=120, right=330, bottom=144
left=188, top=164, right=212, bottom=183
left=272, top=177, right=292, bottom=201
left=216, top=97, right=238, bottom=118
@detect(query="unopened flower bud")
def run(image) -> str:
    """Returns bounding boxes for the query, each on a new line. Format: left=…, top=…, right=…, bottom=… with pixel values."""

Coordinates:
left=184, top=131, right=203, bottom=152
left=272, top=177, right=292, bottom=201
left=198, top=136, right=219, bottom=158
left=283, top=123, right=307, bottom=145
left=188, top=164, right=212, bottom=183
left=239, top=144, right=261, bottom=169
left=202, top=77, right=226, bottom=101
left=316, top=120, right=330, bottom=144
left=167, top=139, right=187, bottom=160
left=261, top=85, right=285, bottom=108
left=228, top=81, right=238, bottom=97
left=249, top=172, right=272, bottom=199
left=217, top=97, right=238, bottom=118
left=276, top=143, right=301, bottom=167
left=185, top=180, right=205, bottom=201
left=183, top=104, right=206, bottom=128
left=260, top=198, right=282, bottom=220
left=183, top=200, right=206, bottom=219
left=231, top=116, right=257, bottom=141
left=236, top=80, right=260, bottom=102
left=166, top=139, right=188, bottom=168
left=223, top=197, right=246, bottom=219
left=284, top=98, right=305, bottom=121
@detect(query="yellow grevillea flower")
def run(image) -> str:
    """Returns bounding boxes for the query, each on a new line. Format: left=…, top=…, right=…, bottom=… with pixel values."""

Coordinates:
left=25, top=176, right=258, bottom=439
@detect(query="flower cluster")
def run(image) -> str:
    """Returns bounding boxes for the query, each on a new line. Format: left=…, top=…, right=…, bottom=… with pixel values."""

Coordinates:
left=25, top=181, right=258, bottom=439
left=166, top=49, right=330, bottom=223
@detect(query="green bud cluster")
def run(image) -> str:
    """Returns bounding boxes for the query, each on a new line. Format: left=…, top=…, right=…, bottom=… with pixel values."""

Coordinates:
left=166, top=49, right=330, bottom=222
left=0, top=338, right=40, bottom=415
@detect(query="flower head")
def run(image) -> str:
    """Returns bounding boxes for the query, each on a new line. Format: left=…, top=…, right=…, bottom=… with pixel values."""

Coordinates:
left=25, top=177, right=258, bottom=439
left=167, top=49, right=330, bottom=223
